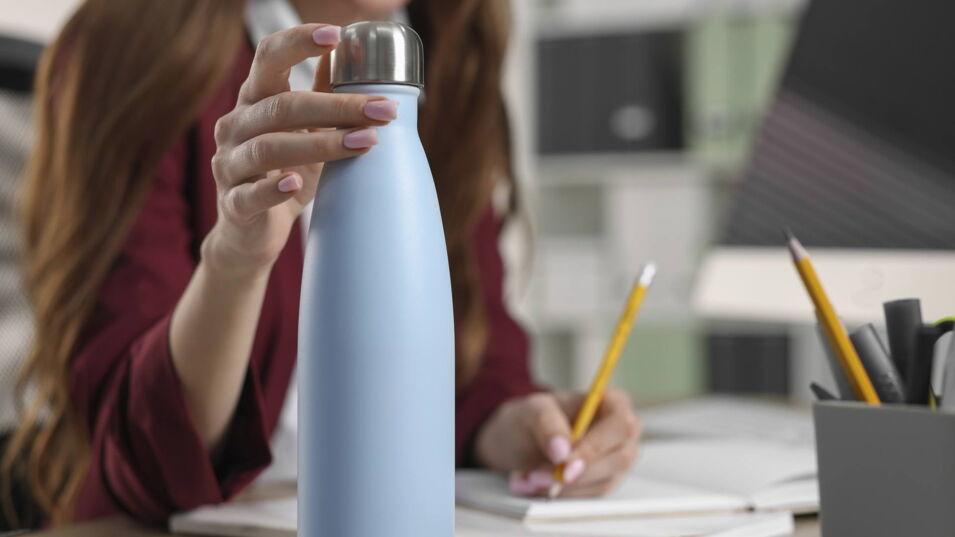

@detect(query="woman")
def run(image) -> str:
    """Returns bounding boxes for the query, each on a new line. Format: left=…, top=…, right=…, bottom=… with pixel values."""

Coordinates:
left=3, top=0, right=641, bottom=527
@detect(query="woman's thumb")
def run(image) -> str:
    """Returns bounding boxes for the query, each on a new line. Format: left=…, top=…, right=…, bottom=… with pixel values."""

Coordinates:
left=526, top=395, right=574, bottom=465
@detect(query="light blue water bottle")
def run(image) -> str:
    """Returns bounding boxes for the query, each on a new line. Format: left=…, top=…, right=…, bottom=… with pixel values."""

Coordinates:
left=298, top=21, right=455, bottom=537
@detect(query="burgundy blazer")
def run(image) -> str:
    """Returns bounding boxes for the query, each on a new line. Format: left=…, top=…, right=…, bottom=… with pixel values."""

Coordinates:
left=69, top=42, right=536, bottom=523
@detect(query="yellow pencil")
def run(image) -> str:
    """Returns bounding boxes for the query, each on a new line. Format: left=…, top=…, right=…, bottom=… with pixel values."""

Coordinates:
left=548, top=263, right=656, bottom=499
left=786, top=231, right=880, bottom=405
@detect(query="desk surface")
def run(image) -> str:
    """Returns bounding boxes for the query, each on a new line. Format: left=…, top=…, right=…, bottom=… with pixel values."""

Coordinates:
left=25, top=463, right=822, bottom=536
left=28, top=397, right=823, bottom=536
left=28, top=511, right=821, bottom=536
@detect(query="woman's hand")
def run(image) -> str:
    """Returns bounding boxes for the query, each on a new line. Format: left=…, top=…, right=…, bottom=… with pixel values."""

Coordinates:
left=203, top=23, right=399, bottom=276
left=473, top=389, right=641, bottom=497
left=171, top=23, right=400, bottom=449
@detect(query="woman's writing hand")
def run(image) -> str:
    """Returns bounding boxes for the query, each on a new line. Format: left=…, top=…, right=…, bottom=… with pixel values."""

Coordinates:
left=204, top=24, right=398, bottom=276
left=473, top=389, right=641, bottom=497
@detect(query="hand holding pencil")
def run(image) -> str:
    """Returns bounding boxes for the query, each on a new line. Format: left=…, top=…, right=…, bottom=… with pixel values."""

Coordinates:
left=471, top=264, right=654, bottom=498
left=549, top=263, right=656, bottom=498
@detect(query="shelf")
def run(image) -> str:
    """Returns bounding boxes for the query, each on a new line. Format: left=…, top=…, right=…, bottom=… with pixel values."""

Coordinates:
left=533, top=0, right=807, bottom=37
left=533, top=151, right=720, bottom=187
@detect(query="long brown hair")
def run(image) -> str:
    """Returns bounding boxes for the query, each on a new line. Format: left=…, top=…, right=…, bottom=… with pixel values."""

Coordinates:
left=4, top=0, right=516, bottom=525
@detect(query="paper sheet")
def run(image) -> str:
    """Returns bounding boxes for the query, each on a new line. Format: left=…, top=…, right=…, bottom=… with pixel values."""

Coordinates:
left=172, top=497, right=793, bottom=537
left=524, top=512, right=794, bottom=537
left=633, top=439, right=816, bottom=497
left=455, top=437, right=817, bottom=522
left=455, top=470, right=747, bottom=521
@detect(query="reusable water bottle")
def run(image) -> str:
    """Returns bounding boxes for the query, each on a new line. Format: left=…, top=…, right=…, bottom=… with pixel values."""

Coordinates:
left=298, top=21, right=454, bottom=537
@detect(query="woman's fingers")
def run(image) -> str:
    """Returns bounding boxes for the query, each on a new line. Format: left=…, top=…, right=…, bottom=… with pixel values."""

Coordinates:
left=227, top=92, right=397, bottom=142
left=508, top=469, right=555, bottom=496
left=521, top=393, right=574, bottom=466
left=224, top=172, right=303, bottom=220
left=535, top=389, right=639, bottom=496
left=220, top=128, right=377, bottom=183
left=569, top=414, right=638, bottom=469
left=566, top=440, right=639, bottom=489
left=240, top=24, right=341, bottom=104
left=570, top=390, right=640, bottom=464
left=508, top=440, right=636, bottom=498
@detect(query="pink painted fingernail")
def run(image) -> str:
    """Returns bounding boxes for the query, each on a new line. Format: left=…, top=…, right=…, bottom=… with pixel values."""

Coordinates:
left=508, top=473, right=537, bottom=495
left=343, top=128, right=378, bottom=149
left=547, top=437, right=571, bottom=464
left=563, top=459, right=586, bottom=484
left=277, top=174, right=301, bottom=193
left=363, top=100, right=399, bottom=121
left=312, top=25, right=341, bottom=46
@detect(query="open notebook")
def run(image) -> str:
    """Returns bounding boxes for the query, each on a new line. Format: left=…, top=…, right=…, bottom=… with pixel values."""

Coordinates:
left=455, top=438, right=817, bottom=522
left=170, top=439, right=811, bottom=537
left=170, top=495, right=794, bottom=537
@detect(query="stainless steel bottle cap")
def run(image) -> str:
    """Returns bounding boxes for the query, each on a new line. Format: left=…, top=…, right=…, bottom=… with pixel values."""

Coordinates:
left=330, top=21, right=424, bottom=89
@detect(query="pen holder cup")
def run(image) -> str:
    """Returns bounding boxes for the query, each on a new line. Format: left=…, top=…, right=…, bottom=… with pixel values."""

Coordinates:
left=814, top=402, right=955, bottom=537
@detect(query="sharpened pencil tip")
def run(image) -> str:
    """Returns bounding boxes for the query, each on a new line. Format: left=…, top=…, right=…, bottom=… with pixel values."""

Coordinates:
left=785, top=230, right=809, bottom=260
left=782, top=227, right=795, bottom=242
left=547, top=483, right=562, bottom=500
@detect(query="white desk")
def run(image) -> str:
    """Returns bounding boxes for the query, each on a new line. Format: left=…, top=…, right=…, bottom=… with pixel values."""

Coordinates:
left=29, top=507, right=820, bottom=537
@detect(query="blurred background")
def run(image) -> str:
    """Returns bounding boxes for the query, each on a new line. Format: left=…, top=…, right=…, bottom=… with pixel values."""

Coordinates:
left=504, top=0, right=804, bottom=402
left=1, top=0, right=954, bottom=414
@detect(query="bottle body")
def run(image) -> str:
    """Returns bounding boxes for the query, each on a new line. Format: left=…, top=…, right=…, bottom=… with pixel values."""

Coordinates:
left=298, top=85, right=455, bottom=537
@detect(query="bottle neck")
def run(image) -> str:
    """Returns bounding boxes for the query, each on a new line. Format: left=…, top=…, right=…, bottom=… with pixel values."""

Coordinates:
left=333, top=84, right=420, bottom=130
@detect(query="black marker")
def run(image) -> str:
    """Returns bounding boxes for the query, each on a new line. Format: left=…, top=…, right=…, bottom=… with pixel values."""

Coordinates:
left=883, top=299, right=922, bottom=383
